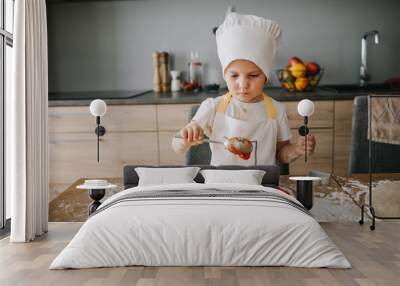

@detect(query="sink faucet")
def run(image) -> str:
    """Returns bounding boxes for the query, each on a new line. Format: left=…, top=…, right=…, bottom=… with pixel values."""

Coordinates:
left=360, top=30, right=380, bottom=87
left=212, top=5, right=236, bottom=35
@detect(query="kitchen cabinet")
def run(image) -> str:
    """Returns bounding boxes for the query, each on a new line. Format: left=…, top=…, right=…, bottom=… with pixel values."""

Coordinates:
left=49, top=99, right=352, bottom=199
left=285, top=101, right=334, bottom=174
left=156, top=104, right=196, bottom=165
left=49, top=105, right=159, bottom=199
left=285, top=101, right=334, bottom=128
left=289, top=129, right=333, bottom=174
left=333, top=100, right=354, bottom=176
left=50, top=131, right=158, bottom=182
left=49, top=105, right=157, bottom=133
left=158, top=131, right=186, bottom=165
left=157, top=104, right=194, bottom=131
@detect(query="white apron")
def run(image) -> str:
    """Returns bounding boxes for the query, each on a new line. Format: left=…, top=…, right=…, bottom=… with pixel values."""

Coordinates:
left=210, top=92, right=278, bottom=166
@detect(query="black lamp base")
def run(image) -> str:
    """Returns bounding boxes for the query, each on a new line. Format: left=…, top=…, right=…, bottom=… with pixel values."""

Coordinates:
left=296, top=180, right=314, bottom=210
left=95, top=126, right=106, bottom=136
left=88, top=189, right=106, bottom=215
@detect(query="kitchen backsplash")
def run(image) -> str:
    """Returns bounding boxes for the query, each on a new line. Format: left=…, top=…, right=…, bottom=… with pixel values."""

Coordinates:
left=47, top=0, right=400, bottom=92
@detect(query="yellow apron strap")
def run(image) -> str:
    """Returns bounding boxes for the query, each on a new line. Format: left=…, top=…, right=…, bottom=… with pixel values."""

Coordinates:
left=263, top=93, right=277, bottom=120
left=216, top=92, right=233, bottom=113
left=216, top=92, right=276, bottom=120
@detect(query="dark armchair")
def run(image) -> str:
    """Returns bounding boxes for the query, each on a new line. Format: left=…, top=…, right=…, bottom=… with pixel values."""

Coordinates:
left=348, top=95, right=400, bottom=174
left=185, top=106, right=212, bottom=165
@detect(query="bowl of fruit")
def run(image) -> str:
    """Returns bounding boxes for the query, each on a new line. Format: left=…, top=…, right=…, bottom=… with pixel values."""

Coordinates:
left=276, top=57, right=323, bottom=92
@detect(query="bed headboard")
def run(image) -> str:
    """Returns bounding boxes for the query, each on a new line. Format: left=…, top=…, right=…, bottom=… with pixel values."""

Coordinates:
left=123, top=165, right=280, bottom=189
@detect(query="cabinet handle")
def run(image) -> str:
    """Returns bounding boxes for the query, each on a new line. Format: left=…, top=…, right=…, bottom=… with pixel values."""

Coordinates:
left=49, top=112, right=91, bottom=118
left=49, top=114, right=62, bottom=118
left=50, top=138, right=104, bottom=145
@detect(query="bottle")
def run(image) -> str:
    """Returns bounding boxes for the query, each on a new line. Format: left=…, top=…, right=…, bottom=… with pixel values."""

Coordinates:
left=160, top=52, right=170, bottom=93
left=188, top=51, right=203, bottom=90
left=170, top=70, right=181, bottom=92
left=152, top=52, right=161, bottom=93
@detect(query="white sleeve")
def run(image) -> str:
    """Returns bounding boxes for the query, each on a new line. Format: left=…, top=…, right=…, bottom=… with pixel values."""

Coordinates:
left=171, top=97, right=217, bottom=154
left=171, top=134, right=190, bottom=154
left=276, top=104, right=292, bottom=142
left=191, top=97, right=217, bottom=137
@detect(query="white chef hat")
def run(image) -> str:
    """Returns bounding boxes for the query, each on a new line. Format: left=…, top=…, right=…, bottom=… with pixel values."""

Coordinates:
left=216, top=12, right=282, bottom=78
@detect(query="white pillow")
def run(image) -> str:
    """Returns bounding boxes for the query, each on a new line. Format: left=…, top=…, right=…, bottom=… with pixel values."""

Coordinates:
left=200, top=169, right=266, bottom=185
left=135, top=167, right=200, bottom=186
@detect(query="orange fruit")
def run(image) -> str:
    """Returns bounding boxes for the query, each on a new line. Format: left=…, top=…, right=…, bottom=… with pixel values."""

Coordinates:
left=282, top=82, right=288, bottom=87
left=282, top=82, right=290, bottom=90
left=295, top=77, right=308, bottom=91
left=282, top=81, right=295, bottom=91
left=289, top=63, right=306, bottom=78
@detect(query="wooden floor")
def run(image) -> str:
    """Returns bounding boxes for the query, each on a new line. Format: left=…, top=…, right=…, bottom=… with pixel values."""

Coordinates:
left=0, top=222, right=399, bottom=286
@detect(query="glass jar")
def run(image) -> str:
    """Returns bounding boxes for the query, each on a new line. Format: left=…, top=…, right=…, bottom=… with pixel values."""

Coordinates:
left=188, top=51, right=203, bottom=89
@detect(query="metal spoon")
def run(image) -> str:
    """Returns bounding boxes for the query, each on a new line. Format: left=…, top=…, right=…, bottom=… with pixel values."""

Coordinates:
left=174, top=134, right=228, bottom=147
left=174, top=135, right=253, bottom=154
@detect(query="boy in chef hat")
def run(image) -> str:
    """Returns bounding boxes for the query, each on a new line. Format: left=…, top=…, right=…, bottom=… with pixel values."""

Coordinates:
left=172, top=12, right=315, bottom=165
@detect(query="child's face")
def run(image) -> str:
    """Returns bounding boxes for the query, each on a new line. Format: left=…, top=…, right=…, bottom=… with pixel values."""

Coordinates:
left=224, top=60, right=266, bottom=103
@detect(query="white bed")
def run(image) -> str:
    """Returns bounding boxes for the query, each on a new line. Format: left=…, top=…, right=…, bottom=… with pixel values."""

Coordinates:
left=50, top=183, right=351, bottom=269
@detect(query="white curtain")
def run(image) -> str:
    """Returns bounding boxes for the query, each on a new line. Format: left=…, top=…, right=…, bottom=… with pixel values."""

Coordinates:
left=9, top=0, right=49, bottom=242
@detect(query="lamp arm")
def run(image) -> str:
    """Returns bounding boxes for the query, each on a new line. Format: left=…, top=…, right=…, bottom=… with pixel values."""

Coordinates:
left=97, top=117, right=100, bottom=162
left=304, top=116, right=308, bottom=163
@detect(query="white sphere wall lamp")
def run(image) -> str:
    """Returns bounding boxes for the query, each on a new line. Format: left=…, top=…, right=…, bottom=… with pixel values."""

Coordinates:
left=297, top=99, right=315, bottom=163
left=89, top=99, right=107, bottom=162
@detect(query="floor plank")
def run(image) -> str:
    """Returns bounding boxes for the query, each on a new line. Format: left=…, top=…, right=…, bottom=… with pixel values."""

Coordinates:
left=0, top=222, right=399, bottom=286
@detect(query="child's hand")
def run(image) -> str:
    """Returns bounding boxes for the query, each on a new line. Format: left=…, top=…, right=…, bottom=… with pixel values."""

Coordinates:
left=294, top=133, right=316, bottom=156
left=180, top=121, right=204, bottom=145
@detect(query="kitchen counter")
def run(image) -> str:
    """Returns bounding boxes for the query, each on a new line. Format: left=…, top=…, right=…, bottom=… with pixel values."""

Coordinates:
left=48, top=87, right=369, bottom=107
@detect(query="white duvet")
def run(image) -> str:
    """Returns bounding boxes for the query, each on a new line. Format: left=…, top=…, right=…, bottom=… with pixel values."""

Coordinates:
left=50, top=183, right=351, bottom=269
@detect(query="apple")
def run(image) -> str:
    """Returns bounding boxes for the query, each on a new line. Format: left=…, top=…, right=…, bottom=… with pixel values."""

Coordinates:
left=306, top=62, right=320, bottom=76
left=288, top=56, right=304, bottom=66
left=289, top=63, right=306, bottom=78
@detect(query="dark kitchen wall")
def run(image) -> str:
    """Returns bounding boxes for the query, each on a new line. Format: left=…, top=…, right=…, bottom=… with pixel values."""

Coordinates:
left=47, top=0, right=400, bottom=92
